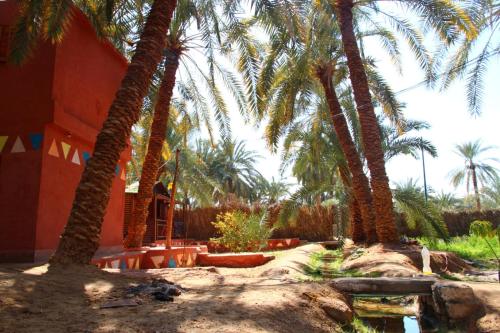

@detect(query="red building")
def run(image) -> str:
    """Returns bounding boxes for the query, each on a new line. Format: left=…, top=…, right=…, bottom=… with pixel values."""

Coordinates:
left=0, top=1, right=130, bottom=262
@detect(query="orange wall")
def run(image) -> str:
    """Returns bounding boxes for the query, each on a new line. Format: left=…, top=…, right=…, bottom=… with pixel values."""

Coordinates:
left=0, top=1, right=129, bottom=262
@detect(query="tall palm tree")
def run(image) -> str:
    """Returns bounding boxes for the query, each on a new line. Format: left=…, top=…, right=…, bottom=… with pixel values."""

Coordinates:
left=258, top=2, right=409, bottom=242
left=207, top=139, right=262, bottom=203
left=333, top=0, right=475, bottom=243
left=449, top=140, right=499, bottom=211
left=125, top=0, right=245, bottom=248
left=10, top=0, right=178, bottom=265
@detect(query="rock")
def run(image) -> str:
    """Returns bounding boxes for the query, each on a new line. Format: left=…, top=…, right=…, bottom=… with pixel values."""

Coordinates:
left=303, top=290, right=353, bottom=324
left=317, top=296, right=353, bottom=324
left=432, top=281, right=485, bottom=325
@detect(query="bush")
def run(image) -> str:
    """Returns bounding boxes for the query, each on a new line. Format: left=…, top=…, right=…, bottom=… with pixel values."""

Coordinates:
left=210, top=210, right=274, bottom=252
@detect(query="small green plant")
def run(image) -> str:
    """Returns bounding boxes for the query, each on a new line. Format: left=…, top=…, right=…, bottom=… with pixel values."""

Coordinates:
left=469, top=220, right=499, bottom=282
left=210, top=210, right=274, bottom=252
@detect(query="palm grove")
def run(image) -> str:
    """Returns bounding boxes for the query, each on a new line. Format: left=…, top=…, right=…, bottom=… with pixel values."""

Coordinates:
left=10, top=0, right=498, bottom=265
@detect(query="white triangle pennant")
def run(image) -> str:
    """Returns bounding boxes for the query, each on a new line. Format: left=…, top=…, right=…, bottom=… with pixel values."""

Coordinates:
left=71, top=149, right=81, bottom=165
left=11, top=136, right=25, bottom=153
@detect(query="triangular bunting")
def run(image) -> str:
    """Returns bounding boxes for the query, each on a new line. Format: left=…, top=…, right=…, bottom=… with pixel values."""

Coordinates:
left=11, top=137, right=25, bottom=153
left=82, top=151, right=91, bottom=164
left=135, top=258, right=141, bottom=269
left=186, top=254, right=193, bottom=266
left=120, top=169, right=126, bottom=181
left=115, top=165, right=120, bottom=176
left=71, top=149, right=81, bottom=165
left=168, top=256, right=177, bottom=268
left=61, top=142, right=71, bottom=159
left=120, top=260, right=127, bottom=270
left=48, top=139, right=59, bottom=157
left=127, top=258, right=135, bottom=269
left=111, top=260, right=120, bottom=269
left=29, top=133, right=43, bottom=150
left=285, top=239, right=292, bottom=246
left=0, top=136, right=7, bottom=153
left=151, top=256, right=164, bottom=268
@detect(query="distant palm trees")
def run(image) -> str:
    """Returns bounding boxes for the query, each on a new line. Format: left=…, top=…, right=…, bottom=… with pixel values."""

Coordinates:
left=449, top=140, right=499, bottom=211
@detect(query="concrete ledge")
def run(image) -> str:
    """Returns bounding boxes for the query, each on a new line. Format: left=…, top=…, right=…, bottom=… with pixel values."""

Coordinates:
left=197, top=253, right=275, bottom=268
left=331, top=277, right=437, bottom=296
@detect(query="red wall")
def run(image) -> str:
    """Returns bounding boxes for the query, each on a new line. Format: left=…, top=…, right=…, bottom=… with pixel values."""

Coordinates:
left=0, top=2, right=55, bottom=262
left=0, top=1, right=129, bottom=262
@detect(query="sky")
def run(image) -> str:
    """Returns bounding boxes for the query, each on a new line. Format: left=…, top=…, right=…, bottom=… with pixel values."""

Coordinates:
left=184, top=4, right=500, bottom=198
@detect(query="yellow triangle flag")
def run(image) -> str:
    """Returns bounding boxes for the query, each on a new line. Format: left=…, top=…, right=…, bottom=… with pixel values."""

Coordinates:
left=61, top=142, right=71, bottom=159
left=48, top=139, right=59, bottom=157
left=0, top=136, right=7, bottom=153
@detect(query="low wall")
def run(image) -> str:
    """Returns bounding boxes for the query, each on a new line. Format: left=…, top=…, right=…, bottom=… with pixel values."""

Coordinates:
left=154, top=238, right=301, bottom=253
left=91, top=245, right=208, bottom=269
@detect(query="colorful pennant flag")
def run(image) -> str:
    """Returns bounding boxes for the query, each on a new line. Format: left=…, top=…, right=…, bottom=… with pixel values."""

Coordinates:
left=0, top=136, right=7, bottom=153
left=82, top=151, right=91, bottom=164
left=61, top=142, right=71, bottom=159
left=71, top=149, right=81, bottom=165
left=120, top=169, right=126, bottom=181
left=29, top=133, right=43, bottom=150
left=48, top=139, right=59, bottom=157
left=115, top=165, right=120, bottom=176
left=11, top=137, right=25, bottom=153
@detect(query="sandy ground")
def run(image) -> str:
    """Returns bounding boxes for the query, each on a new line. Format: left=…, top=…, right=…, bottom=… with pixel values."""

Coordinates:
left=0, top=244, right=346, bottom=333
left=1, top=243, right=499, bottom=333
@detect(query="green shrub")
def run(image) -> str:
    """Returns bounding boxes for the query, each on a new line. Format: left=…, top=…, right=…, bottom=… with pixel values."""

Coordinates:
left=210, top=210, right=274, bottom=252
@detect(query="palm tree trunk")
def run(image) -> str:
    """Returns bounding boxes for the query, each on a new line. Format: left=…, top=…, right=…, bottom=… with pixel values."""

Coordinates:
left=317, top=66, right=377, bottom=243
left=165, top=148, right=181, bottom=247
left=337, top=0, right=399, bottom=243
left=471, top=165, right=481, bottom=211
left=49, top=0, right=177, bottom=266
left=338, top=165, right=365, bottom=243
left=125, top=48, right=181, bottom=248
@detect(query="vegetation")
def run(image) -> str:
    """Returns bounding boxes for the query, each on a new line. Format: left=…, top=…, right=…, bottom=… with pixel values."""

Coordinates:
left=419, top=233, right=499, bottom=264
left=210, top=210, right=273, bottom=252
left=304, top=249, right=380, bottom=280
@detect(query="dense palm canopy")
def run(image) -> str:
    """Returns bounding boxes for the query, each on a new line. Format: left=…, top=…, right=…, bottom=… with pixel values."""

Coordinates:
left=449, top=140, right=499, bottom=210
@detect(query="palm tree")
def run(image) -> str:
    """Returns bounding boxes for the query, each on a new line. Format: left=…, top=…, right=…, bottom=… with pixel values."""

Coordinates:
left=432, top=191, right=463, bottom=211
left=206, top=138, right=262, bottom=203
left=253, top=176, right=290, bottom=205
left=333, top=0, right=475, bottom=243
left=449, top=140, right=499, bottom=211
left=482, top=176, right=500, bottom=209
left=393, top=179, right=449, bottom=240
left=439, top=0, right=499, bottom=115
left=258, top=2, right=410, bottom=242
left=11, top=0, right=178, bottom=265
left=125, top=0, right=245, bottom=248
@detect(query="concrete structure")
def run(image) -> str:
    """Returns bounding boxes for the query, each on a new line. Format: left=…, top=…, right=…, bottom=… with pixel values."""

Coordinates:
left=0, top=1, right=129, bottom=262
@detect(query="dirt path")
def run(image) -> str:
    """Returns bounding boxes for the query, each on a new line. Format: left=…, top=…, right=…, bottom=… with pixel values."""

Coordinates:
left=0, top=244, right=346, bottom=333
